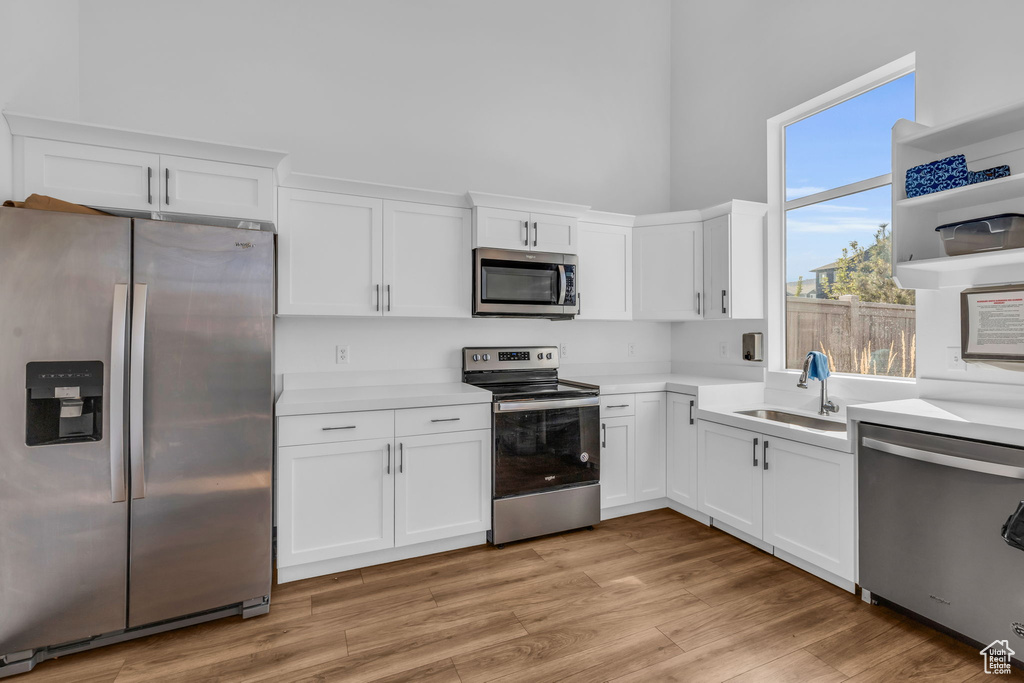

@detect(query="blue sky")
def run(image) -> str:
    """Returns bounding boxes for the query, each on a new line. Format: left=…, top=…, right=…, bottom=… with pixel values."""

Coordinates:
left=785, top=73, right=915, bottom=282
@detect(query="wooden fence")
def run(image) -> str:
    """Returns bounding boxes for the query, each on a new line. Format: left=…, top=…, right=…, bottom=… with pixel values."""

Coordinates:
left=786, top=295, right=916, bottom=377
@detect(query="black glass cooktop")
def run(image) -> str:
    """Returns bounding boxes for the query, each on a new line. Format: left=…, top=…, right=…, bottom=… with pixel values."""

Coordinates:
left=480, top=381, right=598, bottom=401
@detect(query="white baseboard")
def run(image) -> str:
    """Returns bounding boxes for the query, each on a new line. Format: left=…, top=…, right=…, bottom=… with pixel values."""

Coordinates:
left=665, top=500, right=711, bottom=525
left=276, top=532, right=487, bottom=583
left=773, top=547, right=856, bottom=594
left=600, top=497, right=670, bottom=520
left=710, top=518, right=774, bottom=554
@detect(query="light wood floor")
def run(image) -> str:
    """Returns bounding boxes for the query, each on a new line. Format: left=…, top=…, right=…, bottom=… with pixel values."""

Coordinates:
left=15, top=508, right=1019, bottom=682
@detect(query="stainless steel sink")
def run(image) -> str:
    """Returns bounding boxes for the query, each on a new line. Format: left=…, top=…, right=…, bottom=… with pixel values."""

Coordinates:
left=736, top=409, right=846, bottom=433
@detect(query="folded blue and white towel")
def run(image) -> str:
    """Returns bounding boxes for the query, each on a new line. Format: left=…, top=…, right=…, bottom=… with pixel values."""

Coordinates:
left=805, top=351, right=830, bottom=381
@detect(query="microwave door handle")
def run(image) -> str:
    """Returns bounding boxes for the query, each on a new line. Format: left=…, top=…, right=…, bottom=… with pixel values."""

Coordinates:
left=557, top=265, right=567, bottom=305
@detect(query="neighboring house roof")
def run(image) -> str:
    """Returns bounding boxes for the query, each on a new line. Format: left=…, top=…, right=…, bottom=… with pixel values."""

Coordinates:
left=811, top=261, right=839, bottom=272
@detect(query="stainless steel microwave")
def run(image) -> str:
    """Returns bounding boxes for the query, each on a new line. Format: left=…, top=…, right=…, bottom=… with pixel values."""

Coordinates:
left=473, top=248, right=578, bottom=319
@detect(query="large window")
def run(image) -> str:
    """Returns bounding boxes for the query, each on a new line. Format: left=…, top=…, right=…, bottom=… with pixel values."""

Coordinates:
left=783, top=71, right=916, bottom=377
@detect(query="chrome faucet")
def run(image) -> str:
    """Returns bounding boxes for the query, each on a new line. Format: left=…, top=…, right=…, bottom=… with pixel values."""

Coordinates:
left=798, top=354, right=839, bottom=416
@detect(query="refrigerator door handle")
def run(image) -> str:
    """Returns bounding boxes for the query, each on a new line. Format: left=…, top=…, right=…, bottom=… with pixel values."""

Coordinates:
left=110, top=284, right=129, bottom=503
left=130, top=283, right=149, bottom=500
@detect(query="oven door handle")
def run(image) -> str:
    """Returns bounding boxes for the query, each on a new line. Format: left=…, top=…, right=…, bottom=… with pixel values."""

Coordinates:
left=557, top=265, right=567, bottom=305
left=494, top=396, right=600, bottom=413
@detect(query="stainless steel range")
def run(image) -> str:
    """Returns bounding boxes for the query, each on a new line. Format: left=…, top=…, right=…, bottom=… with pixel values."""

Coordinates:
left=463, top=346, right=600, bottom=545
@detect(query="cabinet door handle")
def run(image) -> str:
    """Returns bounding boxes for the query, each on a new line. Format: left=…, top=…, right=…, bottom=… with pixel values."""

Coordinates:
left=578, top=292, right=582, bottom=316
left=322, top=425, right=356, bottom=431
left=696, top=291, right=701, bottom=315
left=399, top=442, right=404, bottom=473
left=386, top=443, right=391, bottom=474
left=607, top=404, right=630, bottom=409
left=386, top=284, right=391, bottom=312
left=763, top=440, right=769, bottom=470
left=523, top=220, right=529, bottom=246
left=722, top=289, right=727, bottom=315
left=533, top=221, right=538, bottom=247
left=601, top=423, right=607, bottom=448
left=431, top=417, right=461, bottom=423
left=165, top=168, right=170, bottom=205
left=752, top=437, right=759, bottom=467
left=689, top=400, right=695, bottom=425
left=147, top=167, right=153, bottom=205
left=376, top=284, right=380, bottom=312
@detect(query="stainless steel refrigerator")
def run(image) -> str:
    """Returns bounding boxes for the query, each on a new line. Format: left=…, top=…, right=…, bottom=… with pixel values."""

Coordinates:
left=0, top=207, right=274, bottom=676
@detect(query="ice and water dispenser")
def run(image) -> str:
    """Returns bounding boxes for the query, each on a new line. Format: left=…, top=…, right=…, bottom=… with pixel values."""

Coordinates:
left=26, top=361, right=103, bottom=446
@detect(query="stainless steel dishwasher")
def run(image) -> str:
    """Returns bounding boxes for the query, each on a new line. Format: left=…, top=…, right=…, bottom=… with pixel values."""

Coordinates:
left=859, top=423, right=1024, bottom=657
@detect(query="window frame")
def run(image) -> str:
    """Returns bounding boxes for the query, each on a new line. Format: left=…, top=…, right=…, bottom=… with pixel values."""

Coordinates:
left=766, top=53, right=916, bottom=384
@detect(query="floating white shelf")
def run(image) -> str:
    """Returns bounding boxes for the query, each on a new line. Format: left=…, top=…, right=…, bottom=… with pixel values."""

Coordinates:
left=895, top=248, right=1024, bottom=289
left=896, top=172, right=1024, bottom=213
left=893, top=99, right=1024, bottom=289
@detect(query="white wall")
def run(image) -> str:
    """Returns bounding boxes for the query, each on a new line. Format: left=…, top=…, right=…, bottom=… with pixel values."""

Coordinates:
left=76, top=0, right=671, bottom=216
left=670, top=0, right=1024, bottom=399
left=0, top=0, right=80, bottom=201
left=277, top=317, right=671, bottom=383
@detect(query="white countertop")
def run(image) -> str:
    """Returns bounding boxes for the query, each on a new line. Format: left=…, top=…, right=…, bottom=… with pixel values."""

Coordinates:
left=564, top=372, right=759, bottom=396
left=849, top=398, right=1024, bottom=448
left=276, top=382, right=492, bottom=416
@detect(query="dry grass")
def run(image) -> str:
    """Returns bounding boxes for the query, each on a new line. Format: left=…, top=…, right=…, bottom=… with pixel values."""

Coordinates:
left=819, top=332, right=916, bottom=378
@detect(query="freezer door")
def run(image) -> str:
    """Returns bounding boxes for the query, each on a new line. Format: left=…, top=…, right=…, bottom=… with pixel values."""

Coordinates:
left=128, top=220, right=273, bottom=627
left=0, top=207, right=130, bottom=655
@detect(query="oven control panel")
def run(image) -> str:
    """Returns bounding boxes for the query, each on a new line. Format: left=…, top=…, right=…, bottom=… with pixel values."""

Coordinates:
left=463, top=346, right=559, bottom=372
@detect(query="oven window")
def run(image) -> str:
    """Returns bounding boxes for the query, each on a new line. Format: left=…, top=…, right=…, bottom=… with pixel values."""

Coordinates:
left=481, top=261, right=559, bottom=304
left=493, top=404, right=599, bottom=498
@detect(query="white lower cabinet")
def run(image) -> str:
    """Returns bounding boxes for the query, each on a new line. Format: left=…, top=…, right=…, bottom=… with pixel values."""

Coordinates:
left=762, top=436, right=854, bottom=581
left=600, top=416, right=634, bottom=508
left=666, top=393, right=697, bottom=509
left=278, top=438, right=395, bottom=567
left=600, top=392, right=667, bottom=510
left=394, top=430, right=491, bottom=547
left=696, top=419, right=855, bottom=583
left=697, top=421, right=763, bottom=538
left=634, top=393, right=667, bottom=501
left=276, top=406, right=491, bottom=575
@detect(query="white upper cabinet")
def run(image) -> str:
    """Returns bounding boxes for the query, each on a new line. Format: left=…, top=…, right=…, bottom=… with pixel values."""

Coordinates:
left=473, top=207, right=578, bottom=254
left=531, top=212, right=577, bottom=253
left=473, top=207, right=532, bottom=251
left=160, top=154, right=274, bottom=221
left=702, top=202, right=766, bottom=320
left=278, top=189, right=471, bottom=318
left=577, top=219, right=632, bottom=321
left=383, top=201, right=472, bottom=318
left=12, top=117, right=282, bottom=223
left=633, top=220, right=703, bottom=320
left=468, top=192, right=587, bottom=255
left=22, top=138, right=159, bottom=212
left=277, top=188, right=384, bottom=316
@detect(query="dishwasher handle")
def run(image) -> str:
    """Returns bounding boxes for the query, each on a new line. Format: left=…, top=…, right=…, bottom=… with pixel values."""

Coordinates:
left=863, top=437, right=1024, bottom=480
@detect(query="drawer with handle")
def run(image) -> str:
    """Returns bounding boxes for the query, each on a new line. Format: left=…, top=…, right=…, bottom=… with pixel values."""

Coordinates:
left=600, top=394, right=635, bottom=417
left=278, top=410, right=395, bottom=447
left=395, top=403, right=490, bottom=437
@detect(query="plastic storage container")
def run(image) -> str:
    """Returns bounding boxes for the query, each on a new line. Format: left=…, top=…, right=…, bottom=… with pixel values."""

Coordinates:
left=935, top=213, right=1024, bottom=256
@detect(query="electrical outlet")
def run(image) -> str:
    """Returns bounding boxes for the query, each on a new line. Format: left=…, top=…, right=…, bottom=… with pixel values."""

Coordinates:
left=627, top=342, right=636, bottom=357
left=947, top=346, right=966, bottom=371
left=718, top=342, right=728, bottom=358
left=336, top=344, right=349, bottom=364
left=559, top=342, right=568, bottom=358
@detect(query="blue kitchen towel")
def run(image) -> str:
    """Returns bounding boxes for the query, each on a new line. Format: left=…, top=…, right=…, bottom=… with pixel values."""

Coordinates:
left=805, top=351, right=830, bottom=381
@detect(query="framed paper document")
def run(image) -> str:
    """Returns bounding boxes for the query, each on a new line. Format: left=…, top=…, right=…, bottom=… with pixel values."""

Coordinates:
left=961, top=284, right=1024, bottom=362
